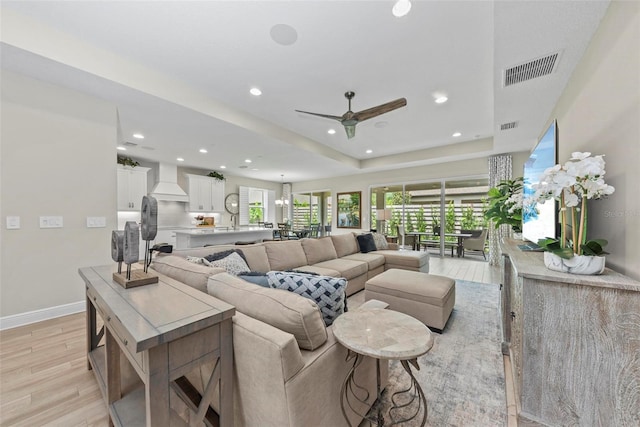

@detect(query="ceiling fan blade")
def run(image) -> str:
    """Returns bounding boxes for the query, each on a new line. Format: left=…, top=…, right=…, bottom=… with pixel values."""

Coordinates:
left=294, top=110, right=343, bottom=121
left=344, top=124, right=356, bottom=139
left=351, top=98, right=407, bottom=122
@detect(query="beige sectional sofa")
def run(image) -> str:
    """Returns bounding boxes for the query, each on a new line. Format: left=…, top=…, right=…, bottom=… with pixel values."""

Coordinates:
left=151, top=232, right=429, bottom=426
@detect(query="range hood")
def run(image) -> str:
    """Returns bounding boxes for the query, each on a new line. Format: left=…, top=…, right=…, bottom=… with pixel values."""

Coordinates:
left=150, top=163, right=189, bottom=202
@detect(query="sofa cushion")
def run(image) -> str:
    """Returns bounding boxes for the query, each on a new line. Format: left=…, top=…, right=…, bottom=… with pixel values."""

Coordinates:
left=301, top=237, right=338, bottom=265
left=207, top=272, right=328, bottom=350
left=294, top=265, right=341, bottom=277
left=342, top=252, right=386, bottom=270
left=330, top=233, right=359, bottom=257
left=356, top=233, right=377, bottom=253
left=313, top=258, right=368, bottom=280
left=267, top=271, right=347, bottom=326
left=263, top=240, right=308, bottom=271
left=151, top=255, right=225, bottom=293
left=376, top=249, right=429, bottom=270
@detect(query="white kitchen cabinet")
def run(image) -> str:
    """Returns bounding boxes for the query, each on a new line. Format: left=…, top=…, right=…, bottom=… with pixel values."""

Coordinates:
left=117, top=166, right=150, bottom=211
left=185, top=174, right=225, bottom=212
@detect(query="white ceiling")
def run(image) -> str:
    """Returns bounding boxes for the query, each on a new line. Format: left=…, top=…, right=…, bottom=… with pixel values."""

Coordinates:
left=0, top=1, right=610, bottom=183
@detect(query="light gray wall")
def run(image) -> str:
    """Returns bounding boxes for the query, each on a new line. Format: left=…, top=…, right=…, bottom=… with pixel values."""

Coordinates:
left=1, top=71, right=117, bottom=318
left=547, top=1, right=639, bottom=279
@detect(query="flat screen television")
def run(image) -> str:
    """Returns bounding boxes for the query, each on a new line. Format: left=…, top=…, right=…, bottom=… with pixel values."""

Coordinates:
left=522, top=120, right=558, bottom=244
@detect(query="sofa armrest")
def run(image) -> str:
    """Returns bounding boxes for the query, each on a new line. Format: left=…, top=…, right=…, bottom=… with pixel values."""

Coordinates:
left=233, top=311, right=305, bottom=383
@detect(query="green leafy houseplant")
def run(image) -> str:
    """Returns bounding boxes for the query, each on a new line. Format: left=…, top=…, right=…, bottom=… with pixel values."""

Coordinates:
left=485, top=177, right=523, bottom=233
left=117, top=155, right=139, bottom=168
left=207, top=171, right=225, bottom=181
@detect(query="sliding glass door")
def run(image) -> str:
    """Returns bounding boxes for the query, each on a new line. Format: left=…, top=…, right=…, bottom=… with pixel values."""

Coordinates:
left=293, top=190, right=331, bottom=236
left=370, top=177, right=488, bottom=256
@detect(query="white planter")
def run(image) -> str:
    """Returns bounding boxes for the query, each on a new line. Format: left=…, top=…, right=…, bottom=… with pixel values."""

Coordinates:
left=543, top=252, right=606, bottom=275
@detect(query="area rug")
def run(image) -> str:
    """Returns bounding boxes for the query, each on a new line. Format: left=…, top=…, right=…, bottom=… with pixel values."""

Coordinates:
left=354, top=280, right=506, bottom=426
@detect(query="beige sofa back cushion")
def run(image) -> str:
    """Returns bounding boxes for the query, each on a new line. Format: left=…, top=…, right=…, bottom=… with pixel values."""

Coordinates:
left=207, top=272, right=328, bottom=350
left=301, top=237, right=338, bottom=265
left=263, top=240, right=308, bottom=271
left=331, top=233, right=359, bottom=257
left=151, top=255, right=225, bottom=293
left=172, top=244, right=271, bottom=272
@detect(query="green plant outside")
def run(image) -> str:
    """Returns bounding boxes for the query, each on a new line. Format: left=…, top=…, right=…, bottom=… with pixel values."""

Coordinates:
left=460, top=205, right=478, bottom=230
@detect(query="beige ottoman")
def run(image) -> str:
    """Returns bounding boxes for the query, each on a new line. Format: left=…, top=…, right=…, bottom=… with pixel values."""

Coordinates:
left=364, top=269, right=455, bottom=332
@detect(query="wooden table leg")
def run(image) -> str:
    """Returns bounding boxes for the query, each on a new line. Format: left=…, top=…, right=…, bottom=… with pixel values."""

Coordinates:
left=219, top=319, right=234, bottom=427
left=146, top=343, right=170, bottom=427
left=105, top=328, right=121, bottom=427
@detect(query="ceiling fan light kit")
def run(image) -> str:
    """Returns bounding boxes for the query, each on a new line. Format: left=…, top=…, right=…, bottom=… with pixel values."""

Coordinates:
left=295, top=91, right=407, bottom=139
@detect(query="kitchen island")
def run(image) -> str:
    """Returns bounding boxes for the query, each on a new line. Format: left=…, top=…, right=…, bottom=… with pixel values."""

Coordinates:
left=175, top=227, right=274, bottom=249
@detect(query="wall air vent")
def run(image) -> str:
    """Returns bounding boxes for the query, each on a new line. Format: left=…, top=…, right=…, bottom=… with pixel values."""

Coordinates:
left=504, top=52, right=560, bottom=87
left=500, top=121, right=519, bottom=131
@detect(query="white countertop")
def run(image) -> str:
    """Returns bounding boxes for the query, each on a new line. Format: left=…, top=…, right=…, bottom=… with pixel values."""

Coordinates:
left=174, top=227, right=269, bottom=235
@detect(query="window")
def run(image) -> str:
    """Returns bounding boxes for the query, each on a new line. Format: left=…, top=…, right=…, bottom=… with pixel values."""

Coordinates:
left=239, top=186, right=275, bottom=226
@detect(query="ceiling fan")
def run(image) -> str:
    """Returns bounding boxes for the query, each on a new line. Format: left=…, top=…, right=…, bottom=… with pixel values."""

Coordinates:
left=295, top=91, right=407, bottom=139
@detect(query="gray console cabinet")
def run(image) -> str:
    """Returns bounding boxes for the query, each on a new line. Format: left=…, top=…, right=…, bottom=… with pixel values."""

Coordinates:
left=500, top=239, right=640, bottom=426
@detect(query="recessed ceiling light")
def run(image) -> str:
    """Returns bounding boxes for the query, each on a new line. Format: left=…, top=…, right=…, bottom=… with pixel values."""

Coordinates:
left=245, top=159, right=252, bottom=163
left=452, top=132, right=462, bottom=137
left=328, top=129, right=336, bottom=135
left=116, top=146, right=127, bottom=151
left=199, top=148, right=208, bottom=153
left=250, top=87, right=262, bottom=96
left=251, top=168, right=259, bottom=171
left=392, top=0, right=412, bottom=17
left=374, top=121, right=388, bottom=128
left=435, top=96, right=448, bottom=104
left=132, top=133, right=144, bottom=139
left=366, top=149, right=373, bottom=154
left=177, top=157, right=184, bottom=162
left=220, top=165, right=226, bottom=169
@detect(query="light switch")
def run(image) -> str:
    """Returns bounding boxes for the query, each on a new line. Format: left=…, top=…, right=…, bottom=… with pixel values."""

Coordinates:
left=87, top=216, right=106, bottom=228
left=6, top=216, right=20, bottom=229
left=40, top=216, right=63, bottom=228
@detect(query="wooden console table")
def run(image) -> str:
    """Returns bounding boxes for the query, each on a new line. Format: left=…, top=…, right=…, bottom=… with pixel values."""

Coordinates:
left=500, top=239, right=640, bottom=426
left=79, top=265, right=235, bottom=427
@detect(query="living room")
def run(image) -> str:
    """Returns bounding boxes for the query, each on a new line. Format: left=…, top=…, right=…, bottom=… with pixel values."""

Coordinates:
left=1, top=1, right=639, bottom=426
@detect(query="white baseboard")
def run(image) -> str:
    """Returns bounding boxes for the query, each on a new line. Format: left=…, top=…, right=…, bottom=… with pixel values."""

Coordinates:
left=0, top=301, right=85, bottom=331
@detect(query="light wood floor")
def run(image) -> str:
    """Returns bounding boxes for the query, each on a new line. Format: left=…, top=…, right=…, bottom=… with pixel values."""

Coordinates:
left=0, top=256, right=509, bottom=427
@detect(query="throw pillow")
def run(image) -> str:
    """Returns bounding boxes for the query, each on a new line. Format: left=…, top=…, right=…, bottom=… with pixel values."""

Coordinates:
left=371, top=232, right=389, bottom=250
left=266, top=271, right=347, bottom=326
left=204, top=249, right=248, bottom=264
left=207, top=251, right=250, bottom=275
left=356, top=233, right=377, bottom=253
left=237, top=271, right=270, bottom=288
left=186, top=256, right=210, bottom=265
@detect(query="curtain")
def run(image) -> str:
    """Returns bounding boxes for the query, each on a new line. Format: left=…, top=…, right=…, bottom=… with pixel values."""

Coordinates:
left=488, top=155, right=513, bottom=266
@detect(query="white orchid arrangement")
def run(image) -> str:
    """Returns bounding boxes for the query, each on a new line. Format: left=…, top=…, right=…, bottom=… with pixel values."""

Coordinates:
left=533, top=152, right=615, bottom=258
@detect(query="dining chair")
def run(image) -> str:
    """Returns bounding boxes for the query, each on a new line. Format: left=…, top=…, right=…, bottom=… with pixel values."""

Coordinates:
left=462, top=228, right=488, bottom=260
left=309, top=223, right=320, bottom=238
left=396, top=225, right=416, bottom=250
left=324, top=225, right=332, bottom=236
